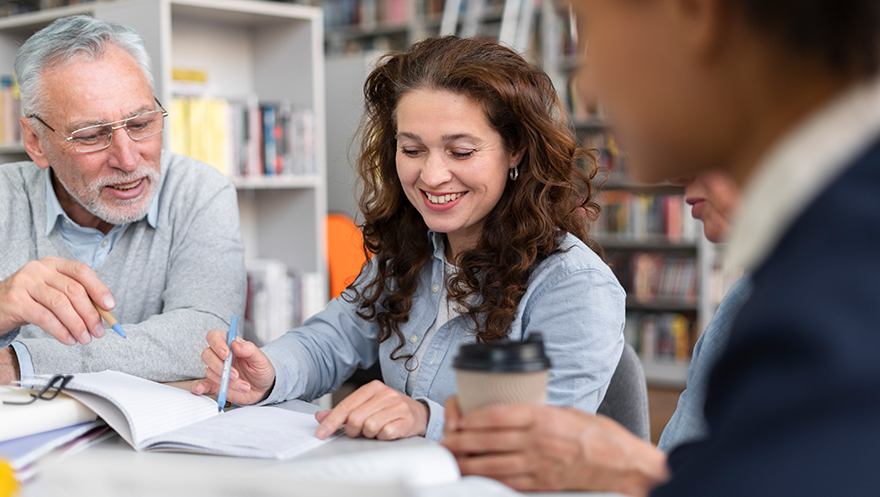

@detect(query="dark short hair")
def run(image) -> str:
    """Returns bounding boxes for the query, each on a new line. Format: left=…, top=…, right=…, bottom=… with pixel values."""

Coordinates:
left=741, top=0, right=880, bottom=75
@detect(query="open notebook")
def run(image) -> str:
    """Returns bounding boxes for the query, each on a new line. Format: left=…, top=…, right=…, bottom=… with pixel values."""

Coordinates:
left=29, top=370, right=335, bottom=459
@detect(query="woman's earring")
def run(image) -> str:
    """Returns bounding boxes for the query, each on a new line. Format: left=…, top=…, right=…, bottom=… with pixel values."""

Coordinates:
left=509, top=165, right=519, bottom=181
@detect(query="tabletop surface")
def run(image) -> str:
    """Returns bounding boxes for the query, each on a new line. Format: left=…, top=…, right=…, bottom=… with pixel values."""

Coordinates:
left=20, top=396, right=622, bottom=497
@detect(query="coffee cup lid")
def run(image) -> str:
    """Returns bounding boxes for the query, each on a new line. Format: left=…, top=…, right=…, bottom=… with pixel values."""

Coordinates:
left=453, top=333, right=551, bottom=372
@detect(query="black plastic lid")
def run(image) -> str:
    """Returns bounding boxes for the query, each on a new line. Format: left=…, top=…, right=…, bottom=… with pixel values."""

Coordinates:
left=453, top=333, right=551, bottom=372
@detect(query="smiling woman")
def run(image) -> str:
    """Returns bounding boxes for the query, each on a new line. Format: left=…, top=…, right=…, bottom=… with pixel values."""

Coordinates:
left=193, top=36, right=626, bottom=444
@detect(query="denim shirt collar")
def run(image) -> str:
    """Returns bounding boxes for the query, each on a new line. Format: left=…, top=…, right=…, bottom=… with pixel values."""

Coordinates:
left=44, top=167, right=160, bottom=236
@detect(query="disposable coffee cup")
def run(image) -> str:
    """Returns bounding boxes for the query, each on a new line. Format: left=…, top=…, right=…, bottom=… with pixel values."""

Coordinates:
left=453, top=333, right=552, bottom=415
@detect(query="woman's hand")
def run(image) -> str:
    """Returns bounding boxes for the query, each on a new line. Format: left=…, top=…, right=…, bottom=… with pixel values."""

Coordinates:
left=441, top=396, right=669, bottom=495
left=314, top=380, right=429, bottom=441
left=190, top=329, right=276, bottom=405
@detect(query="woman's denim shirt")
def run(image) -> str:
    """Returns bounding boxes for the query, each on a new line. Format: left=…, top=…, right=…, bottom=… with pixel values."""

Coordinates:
left=260, top=231, right=626, bottom=440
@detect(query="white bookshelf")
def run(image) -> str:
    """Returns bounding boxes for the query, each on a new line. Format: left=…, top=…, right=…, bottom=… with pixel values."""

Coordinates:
left=0, top=0, right=328, bottom=301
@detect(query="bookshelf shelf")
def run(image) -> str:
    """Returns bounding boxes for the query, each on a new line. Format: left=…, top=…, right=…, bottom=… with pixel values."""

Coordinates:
left=233, top=175, right=322, bottom=190
left=0, top=144, right=25, bottom=155
left=573, top=117, right=608, bottom=130
left=626, top=298, right=698, bottom=313
left=641, top=359, right=690, bottom=388
left=594, top=235, right=697, bottom=251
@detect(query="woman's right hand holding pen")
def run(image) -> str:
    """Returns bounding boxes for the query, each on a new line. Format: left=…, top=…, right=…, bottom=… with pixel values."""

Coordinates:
left=190, top=329, right=276, bottom=405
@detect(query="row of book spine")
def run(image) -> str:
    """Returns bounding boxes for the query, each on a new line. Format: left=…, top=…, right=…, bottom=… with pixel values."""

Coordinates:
left=624, top=311, right=695, bottom=363
left=610, top=252, right=698, bottom=305
left=170, top=96, right=316, bottom=179
left=595, top=191, right=700, bottom=242
left=0, top=75, right=21, bottom=147
left=244, top=260, right=324, bottom=348
left=323, top=0, right=411, bottom=29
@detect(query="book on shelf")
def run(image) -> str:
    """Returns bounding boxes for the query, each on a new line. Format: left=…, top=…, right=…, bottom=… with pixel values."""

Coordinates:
left=595, top=190, right=699, bottom=243
left=0, top=75, right=21, bottom=147
left=170, top=95, right=316, bottom=180
left=324, top=0, right=410, bottom=29
left=610, top=252, right=698, bottom=305
left=625, top=311, right=694, bottom=364
left=245, top=260, right=326, bottom=347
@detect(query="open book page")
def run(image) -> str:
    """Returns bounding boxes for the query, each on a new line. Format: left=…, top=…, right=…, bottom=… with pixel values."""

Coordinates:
left=34, top=371, right=217, bottom=449
left=145, top=406, right=335, bottom=458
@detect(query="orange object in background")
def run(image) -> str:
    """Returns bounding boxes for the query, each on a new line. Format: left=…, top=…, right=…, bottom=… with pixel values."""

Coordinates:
left=327, top=213, right=369, bottom=299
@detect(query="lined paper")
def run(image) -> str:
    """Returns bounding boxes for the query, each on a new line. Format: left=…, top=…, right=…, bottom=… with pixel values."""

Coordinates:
left=61, top=371, right=217, bottom=447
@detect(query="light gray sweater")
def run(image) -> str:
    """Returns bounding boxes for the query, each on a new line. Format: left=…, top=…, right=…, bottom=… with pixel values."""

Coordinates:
left=0, top=151, right=246, bottom=381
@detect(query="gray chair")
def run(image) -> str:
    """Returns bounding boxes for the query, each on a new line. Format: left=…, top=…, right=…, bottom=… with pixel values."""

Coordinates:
left=597, top=343, right=651, bottom=441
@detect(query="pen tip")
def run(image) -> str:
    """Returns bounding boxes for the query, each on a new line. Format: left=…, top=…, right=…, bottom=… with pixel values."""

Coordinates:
left=112, top=324, right=126, bottom=338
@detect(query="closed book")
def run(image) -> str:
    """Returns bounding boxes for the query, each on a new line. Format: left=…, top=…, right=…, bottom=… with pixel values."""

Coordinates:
left=0, top=386, right=97, bottom=443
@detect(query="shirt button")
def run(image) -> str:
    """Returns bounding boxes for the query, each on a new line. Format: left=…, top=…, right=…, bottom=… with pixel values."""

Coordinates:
left=410, top=335, right=418, bottom=343
left=65, top=219, right=72, bottom=225
left=432, top=284, right=439, bottom=293
left=101, top=239, right=109, bottom=247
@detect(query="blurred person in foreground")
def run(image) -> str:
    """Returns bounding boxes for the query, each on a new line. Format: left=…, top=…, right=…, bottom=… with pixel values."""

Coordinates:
left=442, top=0, right=880, bottom=495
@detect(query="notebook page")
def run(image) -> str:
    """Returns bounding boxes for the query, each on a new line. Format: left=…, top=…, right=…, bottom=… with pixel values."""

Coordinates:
left=146, top=406, right=334, bottom=458
left=56, top=371, right=218, bottom=448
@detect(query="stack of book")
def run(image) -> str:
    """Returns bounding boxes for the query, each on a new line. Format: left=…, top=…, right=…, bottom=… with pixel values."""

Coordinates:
left=624, top=312, right=694, bottom=363
left=170, top=96, right=316, bottom=179
left=610, top=252, right=698, bottom=305
left=0, top=384, right=111, bottom=484
left=595, top=191, right=699, bottom=243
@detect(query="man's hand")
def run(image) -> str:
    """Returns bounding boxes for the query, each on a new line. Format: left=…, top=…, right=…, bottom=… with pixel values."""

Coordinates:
left=0, top=256, right=115, bottom=346
left=190, top=329, right=277, bottom=405
left=441, top=396, right=669, bottom=495
left=314, top=380, right=429, bottom=441
left=0, top=347, right=21, bottom=385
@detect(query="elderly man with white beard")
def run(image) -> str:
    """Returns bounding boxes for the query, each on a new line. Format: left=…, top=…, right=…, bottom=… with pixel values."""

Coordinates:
left=0, top=15, right=245, bottom=384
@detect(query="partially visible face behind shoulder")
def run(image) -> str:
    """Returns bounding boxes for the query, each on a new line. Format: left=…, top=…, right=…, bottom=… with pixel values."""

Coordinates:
left=670, top=170, right=740, bottom=243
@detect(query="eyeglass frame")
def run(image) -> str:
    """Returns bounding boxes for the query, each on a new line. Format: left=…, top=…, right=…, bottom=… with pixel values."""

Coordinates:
left=2, top=374, right=73, bottom=405
left=28, top=97, right=168, bottom=153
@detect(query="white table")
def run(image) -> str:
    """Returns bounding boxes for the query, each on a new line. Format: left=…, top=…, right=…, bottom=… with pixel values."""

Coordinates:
left=22, top=399, right=622, bottom=497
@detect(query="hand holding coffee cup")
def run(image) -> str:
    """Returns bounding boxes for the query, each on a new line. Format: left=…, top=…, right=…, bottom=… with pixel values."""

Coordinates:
left=453, top=333, right=552, bottom=415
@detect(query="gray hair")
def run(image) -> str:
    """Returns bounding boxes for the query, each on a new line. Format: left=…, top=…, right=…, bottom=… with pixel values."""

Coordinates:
left=14, top=15, right=155, bottom=118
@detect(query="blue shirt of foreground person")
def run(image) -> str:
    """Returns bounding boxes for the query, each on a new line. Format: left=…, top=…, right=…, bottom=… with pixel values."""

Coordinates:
left=0, top=15, right=245, bottom=384
left=657, top=172, right=750, bottom=452
left=442, top=1, right=880, bottom=495
left=190, top=37, right=625, bottom=443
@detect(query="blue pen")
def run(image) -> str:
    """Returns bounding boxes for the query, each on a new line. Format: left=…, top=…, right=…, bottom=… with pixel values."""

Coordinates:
left=216, top=315, right=238, bottom=413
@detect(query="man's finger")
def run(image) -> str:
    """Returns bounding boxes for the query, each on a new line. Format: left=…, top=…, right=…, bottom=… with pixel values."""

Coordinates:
left=460, top=404, right=539, bottom=430
left=457, top=452, right=533, bottom=478
left=442, top=428, right=532, bottom=454
left=30, top=283, right=91, bottom=344
left=444, top=396, right=462, bottom=432
left=52, top=257, right=115, bottom=310
left=17, top=293, right=77, bottom=346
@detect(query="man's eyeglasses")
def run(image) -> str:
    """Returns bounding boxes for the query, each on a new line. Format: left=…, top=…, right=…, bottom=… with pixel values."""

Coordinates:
left=29, top=97, right=168, bottom=153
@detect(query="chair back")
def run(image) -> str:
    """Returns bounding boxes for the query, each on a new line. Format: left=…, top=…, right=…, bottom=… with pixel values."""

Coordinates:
left=597, top=343, right=651, bottom=441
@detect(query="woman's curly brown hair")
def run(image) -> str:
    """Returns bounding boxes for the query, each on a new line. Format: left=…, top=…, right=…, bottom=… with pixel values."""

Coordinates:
left=349, top=36, right=601, bottom=363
